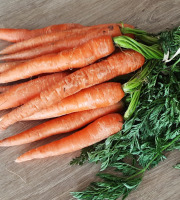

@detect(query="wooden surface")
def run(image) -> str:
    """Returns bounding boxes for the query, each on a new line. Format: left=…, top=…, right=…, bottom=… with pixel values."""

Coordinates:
left=0, top=0, right=180, bottom=199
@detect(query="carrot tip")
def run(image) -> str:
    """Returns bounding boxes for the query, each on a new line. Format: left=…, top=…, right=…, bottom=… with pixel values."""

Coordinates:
left=0, top=140, right=6, bottom=146
left=15, top=158, right=21, bottom=163
left=15, top=156, right=30, bottom=163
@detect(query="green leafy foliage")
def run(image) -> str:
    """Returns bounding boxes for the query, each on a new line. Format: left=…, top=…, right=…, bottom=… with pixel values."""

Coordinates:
left=71, top=60, right=180, bottom=200
left=119, top=26, right=180, bottom=61
left=160, top=26, right=180, bottom=60
left=72, top=173, right=142, bottom=200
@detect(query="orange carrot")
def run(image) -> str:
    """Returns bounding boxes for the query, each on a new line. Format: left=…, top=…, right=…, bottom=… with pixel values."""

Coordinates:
left=0, top=72, right=69, bottom=110
left=0, top=50, right=145, bottom=129
left=0, top=24, right=120, bottom=55
left=0, top=85, right=11, bottom=93
left=0, top=35, right=115, bottom=83
left=0, top=23, right=84, bottom=42
left=0, top=25, right=121, bottom=61
left=15, top=113, right=123, bottom=162
left=0, top=102, right=123, bottom=146
left=0, top=61, right=24, bottom=73
left=24, top=82, right=125, bottom=120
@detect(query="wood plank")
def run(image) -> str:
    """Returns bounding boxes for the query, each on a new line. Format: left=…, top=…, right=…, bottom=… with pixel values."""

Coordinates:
left=0, top=0, right=179, bottom=199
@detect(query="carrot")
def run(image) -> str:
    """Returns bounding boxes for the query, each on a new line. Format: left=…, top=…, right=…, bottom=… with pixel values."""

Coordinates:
left=0, top=24, right=120, bottom=55
left=0, top=61, right=24, bottom=73
left=0, top=25, right=121, bottom=61
left=0, top=23, right=84, bottom=43
left=0, top=85, right=11, bottom=93
left=0, top=50, right=145, bottom=130
left=0, top=35, right=115, bottom=83
left=0, top=72, right=69, bottom=110
left=24, top=82, right=125, bottom=120
left=15, top=113, right=123, bottom=162
left=0, top=102, right=123, bottom=146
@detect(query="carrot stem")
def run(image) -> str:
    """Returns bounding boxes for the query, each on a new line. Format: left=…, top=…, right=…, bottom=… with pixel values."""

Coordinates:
left=120, top=26, right=158, bottom=44
left=113, top=36, right=163, bottom=59
left=122, top=60, right=156, bottom=93
left=124, top=87, right=141, bottom=120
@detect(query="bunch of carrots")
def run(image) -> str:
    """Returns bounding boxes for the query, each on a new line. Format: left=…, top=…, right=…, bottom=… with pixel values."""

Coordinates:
left=0, top=22, right=146, bottom=163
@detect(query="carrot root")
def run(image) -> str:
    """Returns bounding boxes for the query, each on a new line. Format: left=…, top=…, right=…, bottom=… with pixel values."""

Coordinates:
left=24, top=82, right=125, bottom=120
left=0, top=50, right=145, bottom=130
left=15, top=113, right=123, bottom=162
left=0, top=23, right=84, bottom=43
left=0, top=102, right=123, bottom=146
left=0, top=71, right=69, bottom=110
left=0, top=35, right=115, bottom=83
left=0, top=25, right=121, bottom=61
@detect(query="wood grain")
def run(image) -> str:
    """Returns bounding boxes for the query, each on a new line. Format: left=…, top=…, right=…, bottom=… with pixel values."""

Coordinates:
left=0, top=0, right=179, bottom=200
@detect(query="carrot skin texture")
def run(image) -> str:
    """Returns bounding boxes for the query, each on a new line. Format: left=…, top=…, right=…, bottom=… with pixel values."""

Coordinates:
left=0, top=72, right=69, bottom=110
left=0, top=23, right=133, bottom=55
left=0, top=102, right=123, bottom=146
left=0, top=25, right=121, bottom=61
left=0, top=85, right=12, bottom=93
left=24, top=82, right=125, bottom=120
left=0, top=50, right=145, bottom=129
left=0, top=24, right=120, bottom=55
left=0, top=35, right=115, bottom=83
left=15, top=113, right=123, bottom=162
left=0, top=61, right=25, bottom=73
left=0, top=23, right=83, bottom=42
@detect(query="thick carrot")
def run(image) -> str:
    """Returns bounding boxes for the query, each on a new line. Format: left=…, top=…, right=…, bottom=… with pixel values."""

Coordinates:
left=0, top=25, right=121, bottom=61
left=0, top=72, right=69, bottom=110
left=24, top=82, right=125, bottom=120
left=0, top=61, right=24, bottom=73
left=15, top=113, right=123, bottom=162
left=0, top=24, right=120, bottom=55
left=0, top=50, right=145, bottom=129
left=0, top=85, right=11, bottom=93
left=0, top=35, right=115, bottom=83
left=0, top=102, right=123, bottom=146
left=0, top=23, right=84, bottom=43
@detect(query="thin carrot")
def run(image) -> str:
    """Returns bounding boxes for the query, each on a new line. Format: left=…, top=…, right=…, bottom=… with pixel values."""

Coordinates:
left=0, top=23, right=84, bottom=43
left=24, top=82, right=125, bottom=120
left=0, top=61, right=24, bottom=73
left=0, top=85, right=11, bottom=93
left=0, top=35, right=115, bottom=83
left=0, top=102, right=123, bottom=146
left=0, top=24, right=120, bottom=55
left=0, top=25, right=121, bottom=61
left=15, top=113, right=123, bottom=162
left=0, top=72, right=69, bottom=110
left=0, top=50, right=145, bottom=129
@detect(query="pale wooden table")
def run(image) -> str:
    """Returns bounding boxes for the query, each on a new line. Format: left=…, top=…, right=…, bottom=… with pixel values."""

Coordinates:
left=0, top=0, right=180, bottom=200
